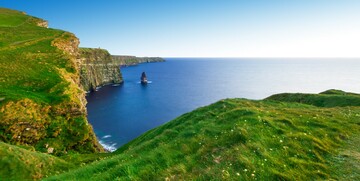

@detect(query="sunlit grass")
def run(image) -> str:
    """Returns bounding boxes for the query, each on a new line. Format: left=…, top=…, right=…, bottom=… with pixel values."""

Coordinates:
left=46, top=91, right=360, bottom=180
left=0, top=8, right=101, bottom=157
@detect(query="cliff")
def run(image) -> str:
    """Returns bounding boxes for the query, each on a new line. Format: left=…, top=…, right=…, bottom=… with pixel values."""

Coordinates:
left=111, top=55, right=165, bottom=66
left=78, top=53, right=163, bottom=91
left=0, top=8, right=102, bottom=155
left=79, top=48, right=123, bottom=91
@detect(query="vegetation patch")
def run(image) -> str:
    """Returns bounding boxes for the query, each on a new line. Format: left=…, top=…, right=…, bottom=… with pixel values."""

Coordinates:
left=47, top=92, right=360, bottom=180
left=0, top=8, right=101, bottom=156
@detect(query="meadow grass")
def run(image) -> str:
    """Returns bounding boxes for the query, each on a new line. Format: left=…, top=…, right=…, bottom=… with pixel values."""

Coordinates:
left=46, top=91, right=360, bottom=180
left=1, top=7, right=359, bottom=181
left=0, top=141, right=73, bottom=180
left=0, top=8, right=101, bottom=157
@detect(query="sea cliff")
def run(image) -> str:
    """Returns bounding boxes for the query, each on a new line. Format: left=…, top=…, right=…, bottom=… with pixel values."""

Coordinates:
left=79, top=48, right=123, bottom=92
left=0, top=8, right=102, bottom=155
left=112, top=55, right=164, bottom=66
left=79, top=53, right=164, bottom=92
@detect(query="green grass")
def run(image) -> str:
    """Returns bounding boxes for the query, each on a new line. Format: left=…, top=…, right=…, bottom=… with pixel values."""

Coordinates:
left=0, top=8, right=101, bottom=156
left=0, top=141, right=111, bottom=180
left=0, top=8, right=28, bottom=27
left=0, top=8, right=70, bottom=104
left=1, top=7, right=359, bottom=181
left=46, top=91, right=360, bottom=180
left=0, top=141, right=73, bottom=180
left=266, top=89, right=360, bottom=107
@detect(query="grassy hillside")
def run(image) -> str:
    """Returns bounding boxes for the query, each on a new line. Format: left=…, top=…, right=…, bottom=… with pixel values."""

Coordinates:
left=1, top=7, right=359, bottom=181
left=266, top=89, right=360, bottom=107
left=0, top=8, right=102, bottom=155
left=0, top=141, right=72, bottom=180
left=47, top=91, right=360, bottom=180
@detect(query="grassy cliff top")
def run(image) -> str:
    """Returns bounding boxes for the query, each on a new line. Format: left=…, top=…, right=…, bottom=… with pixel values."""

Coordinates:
left=0, top=8, right=101, bottom=157
left=0, top=141, right=72, bottom=180
left=1, top=7, right=359, bottom=181
left=46, top=90, right=360, bottom=180
left=79, top=47, right=112, bottom=63
left=0, top=8, right=76, bottom=105
left=266, top=89, right=360, bottom=107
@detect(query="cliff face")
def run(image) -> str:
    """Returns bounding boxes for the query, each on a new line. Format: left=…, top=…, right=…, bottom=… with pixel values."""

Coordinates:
left=0, top=8, right=103, bottom=155
left=79, top=48, right=123, bottom=91
left=112, top=55, right=165, bottom=66
left=79, top=51, right=164, bottom=92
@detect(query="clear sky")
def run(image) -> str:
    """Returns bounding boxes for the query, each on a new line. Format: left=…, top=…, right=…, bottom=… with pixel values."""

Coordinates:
left=1, top=0, right=360, bottom=57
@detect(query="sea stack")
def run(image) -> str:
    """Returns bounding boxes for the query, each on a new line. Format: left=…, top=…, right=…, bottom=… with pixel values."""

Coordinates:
left=141, top=72, right=148, bottom=84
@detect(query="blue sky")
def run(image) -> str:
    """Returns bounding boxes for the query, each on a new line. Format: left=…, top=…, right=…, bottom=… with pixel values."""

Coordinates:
left=1, top=0, right=360, bottom=57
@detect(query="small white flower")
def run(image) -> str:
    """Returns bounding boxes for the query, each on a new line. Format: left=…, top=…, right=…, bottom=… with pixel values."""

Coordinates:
left=236, top=173, right=240, bottom=176
left=244, top=169, right=248, bottom=172
left=280, top=140, right=283, bottom=143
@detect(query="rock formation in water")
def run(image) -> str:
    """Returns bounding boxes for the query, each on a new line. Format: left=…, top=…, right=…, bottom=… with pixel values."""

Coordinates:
left=140, top=72, right=148, bottom=84
left=79, top=48, right=123, bottom=91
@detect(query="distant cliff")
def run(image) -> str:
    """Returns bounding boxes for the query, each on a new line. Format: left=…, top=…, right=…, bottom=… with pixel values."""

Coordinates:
left=112, top=55, right=165, bottom=66
left=79, top=51, right=164, bottom=91
left=79, top=48, right=123, bottom=91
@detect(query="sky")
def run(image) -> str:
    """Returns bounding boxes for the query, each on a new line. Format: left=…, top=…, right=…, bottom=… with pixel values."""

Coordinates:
left=1, top=0, right=360, bottom=57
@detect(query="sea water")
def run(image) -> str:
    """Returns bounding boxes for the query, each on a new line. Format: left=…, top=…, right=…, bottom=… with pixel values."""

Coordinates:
left=86, top=58, right=360, bottom=151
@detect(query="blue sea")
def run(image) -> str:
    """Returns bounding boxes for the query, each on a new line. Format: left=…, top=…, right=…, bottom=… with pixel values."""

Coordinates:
left=86, top=58, right=360, bottom=151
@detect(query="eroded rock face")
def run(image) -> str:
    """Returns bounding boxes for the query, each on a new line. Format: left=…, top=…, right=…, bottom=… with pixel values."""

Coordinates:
left=79, top=48, right=123, bottom=91
left=36, top=20, right=48, bottom=28
left=52, top=32, right=80, bottom=57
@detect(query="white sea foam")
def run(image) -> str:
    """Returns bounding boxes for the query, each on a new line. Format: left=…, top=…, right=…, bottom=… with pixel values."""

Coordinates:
left=99, top=140, right=117, bottom=152
left=102, top=135, right=112, bottom=139
left=137, top=81, right=152, bottom=84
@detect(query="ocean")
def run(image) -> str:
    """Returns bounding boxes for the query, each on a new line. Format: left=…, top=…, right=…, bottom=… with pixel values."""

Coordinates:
left=86, top=58, right=360, bottom=151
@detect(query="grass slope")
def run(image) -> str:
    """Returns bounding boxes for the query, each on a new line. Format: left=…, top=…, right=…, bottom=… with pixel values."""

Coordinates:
left=0, top=8, right=101, bottom=155
left=0, top=141, right=111, bottom=180
left=266, top=89, right=360, bottom=107
left=47, top=91, right=360, bottom=180
left=0, top=141, right=72, bottom=180
left=0, top=8, right=70, bottom=104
